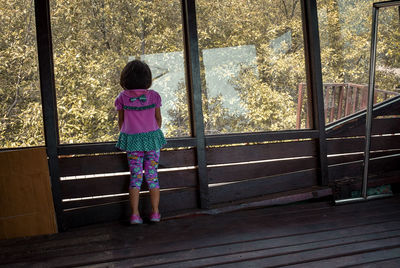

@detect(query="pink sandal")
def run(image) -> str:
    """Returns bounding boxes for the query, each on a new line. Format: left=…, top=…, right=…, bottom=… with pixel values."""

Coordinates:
left=150, top=212, right=161, bottom=222
left=130, top=214, right=143, bottom=224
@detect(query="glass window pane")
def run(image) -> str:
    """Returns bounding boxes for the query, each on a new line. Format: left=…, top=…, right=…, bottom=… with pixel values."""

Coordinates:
left=317, top=0, right=399, bottom=124
left=196, top=0, right=308, bottom=135
left=0, top=0, right=44, bottom=148
left=375, top=6, right=400, bottom=103
left=50, top=0, right=189, bottom=144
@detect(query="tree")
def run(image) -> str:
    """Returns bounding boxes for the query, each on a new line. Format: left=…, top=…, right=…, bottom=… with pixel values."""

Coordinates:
left=318, top=0, right=400, bottom=104
left=195, top=0, right=305, bottom=133
left=2, top=0, right=399, bottom=148
left=0, top=0, right=44, bottom=148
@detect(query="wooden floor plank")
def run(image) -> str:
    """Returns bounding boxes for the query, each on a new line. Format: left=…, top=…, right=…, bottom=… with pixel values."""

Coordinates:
left=5, top=212, right=400, bottom=267
left=77, top=228, right=400, bottom=268
left=203, top=238, right=400, bottom=268
left=3, top=206, right=400, bottom=265
left=0, top=195, right=399, bottom=268
left=345, top=257, right=400, bottom=268
left=3, top=205, right=400, bottom=262
left=1, top=194, right=396, bottom=250
left=282, top=249, right=400, bottom=268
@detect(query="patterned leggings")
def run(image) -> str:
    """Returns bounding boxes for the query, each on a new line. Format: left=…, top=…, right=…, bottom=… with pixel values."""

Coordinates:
left=127, top=150, right=160, bottom=190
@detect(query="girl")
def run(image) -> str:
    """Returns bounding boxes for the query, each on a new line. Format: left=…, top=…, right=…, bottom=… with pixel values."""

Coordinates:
left=115, top=60, right=167, bottom=224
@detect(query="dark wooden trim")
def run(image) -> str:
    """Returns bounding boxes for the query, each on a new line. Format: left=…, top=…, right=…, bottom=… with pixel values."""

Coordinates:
left=34, top=0, right=64, bottom=231
left=0, top=145, right=45, bottom=152
left=207, top=140, right=317, bottom=165
left=182, top=0, right=209, bottom=209
left=301, top=0, right=329, bottom=186
left=205, top=130, right=319, bottom=146
left=326, top=117, right=400, bottom=138
left=209, top=169, right=318, bottom=204
left=328, top=150, right=400, bottom=166
left=56, top=131, right=320, bottom=156
left=208, top=157, right=317, bottom=184
left=326, top=95, right=400, bottom=133
left=327, top=135, right=400, bottom=155
left=60, top=170, right=197, bottom=199
left=62, top=195, right=129, bottom=210
left=57, top=137, right=196, bottom=155
left=58, top=148, right=196, bottom=177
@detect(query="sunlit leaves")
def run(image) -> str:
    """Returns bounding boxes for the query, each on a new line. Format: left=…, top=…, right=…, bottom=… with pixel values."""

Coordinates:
left=197, top=0, right=305, bottom=133
left=2, top=0, right=399, bottom=148
left=0, top=0, right=44, bottom=148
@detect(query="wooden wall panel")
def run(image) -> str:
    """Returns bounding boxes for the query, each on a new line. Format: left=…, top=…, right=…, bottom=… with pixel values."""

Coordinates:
left=328, top=154, right=400, bottom=182
left=327, top=135, right=400, bottom=155
left=328, top=150, right=400, bottom=166
left=62, top=188, right=198, bottom=229
left=207, top=140, right=317, bottom=165
left=327, top=118, right=400, bottom=138
left=60, top=169, right=197, bottom=199
left=59, top=148, right=196, bottom=177
left=0, top=148, right=57, bottom=239
left=209, top=169, right=317, bottom=204
left=208, top=157, right=317, bottom=184
left=369, top=154, right=400, bottom=177
left=62, top=195, right=128, bottom=209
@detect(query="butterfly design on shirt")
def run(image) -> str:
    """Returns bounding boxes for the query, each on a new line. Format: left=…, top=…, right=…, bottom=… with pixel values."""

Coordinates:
left=129, top=95, right=147, bottom=103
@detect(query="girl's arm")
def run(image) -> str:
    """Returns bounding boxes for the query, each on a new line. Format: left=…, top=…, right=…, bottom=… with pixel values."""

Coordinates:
left=155, top=107, right=162, bottom=128
left=118, top=110, right=124, bottom=130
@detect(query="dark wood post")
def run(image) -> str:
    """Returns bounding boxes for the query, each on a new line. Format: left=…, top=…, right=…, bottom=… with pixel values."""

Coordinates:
left=301, top=0, right=329, bottom=185
left=34, top=0, right=64, bottom=230
left=182, top=0, right=209, bottom=209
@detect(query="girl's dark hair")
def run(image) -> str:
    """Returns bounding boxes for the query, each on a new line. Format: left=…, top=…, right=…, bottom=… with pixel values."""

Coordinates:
left=120, top=60, right=152, bottom=89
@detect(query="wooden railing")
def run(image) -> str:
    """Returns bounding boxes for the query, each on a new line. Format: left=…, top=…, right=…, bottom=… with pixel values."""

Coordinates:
left=297, top=83, right=400, bottom=128
left=325, top=96, right=400, bottom=199
left=50, top=95, right=400, bottom=229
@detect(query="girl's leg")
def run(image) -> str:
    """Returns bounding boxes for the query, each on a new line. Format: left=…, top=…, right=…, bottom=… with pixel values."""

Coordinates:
left=149, top=188, right=160, bottom=214
left=143, top=150, right=160, bottom=214
left=129, top=188, right=140, bottom=215
left=127, top=151, right=144, bottom=216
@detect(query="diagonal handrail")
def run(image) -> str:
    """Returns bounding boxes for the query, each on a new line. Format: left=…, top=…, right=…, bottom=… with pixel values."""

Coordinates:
left=326, top=94, right=400, bottom=133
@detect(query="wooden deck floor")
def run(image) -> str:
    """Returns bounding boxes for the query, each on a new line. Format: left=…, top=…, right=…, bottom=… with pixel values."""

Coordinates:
left=1, top=195, right=400, bottom=267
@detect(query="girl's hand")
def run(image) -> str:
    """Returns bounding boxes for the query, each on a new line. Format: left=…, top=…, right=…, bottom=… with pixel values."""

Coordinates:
left=118, top=110, right=124, bottom=130
left=155, top=107, right=162, bottom=128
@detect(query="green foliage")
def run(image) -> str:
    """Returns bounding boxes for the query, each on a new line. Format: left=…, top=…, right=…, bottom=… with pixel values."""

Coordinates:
left=1, top=0, right=399, bottom=148
left=318, top=0, right=400, bottom=91
left=196, top=0, right=305, bottom=133
left=0, top=0, right=44, bottom=148
left=50, top=0, right=184, bottom=144
left=233, top=69, right=297, bottom=131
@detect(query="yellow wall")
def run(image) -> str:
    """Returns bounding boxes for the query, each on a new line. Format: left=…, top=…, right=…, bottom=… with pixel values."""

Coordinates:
left=0, top=148, right=57, bottom=239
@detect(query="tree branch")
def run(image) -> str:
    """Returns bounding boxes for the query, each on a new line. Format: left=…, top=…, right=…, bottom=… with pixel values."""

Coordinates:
left=4, top=0, right=34, bottom=118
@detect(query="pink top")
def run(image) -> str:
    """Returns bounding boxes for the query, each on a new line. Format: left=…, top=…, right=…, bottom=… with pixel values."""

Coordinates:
left=115, top=89, right=162, bottom=134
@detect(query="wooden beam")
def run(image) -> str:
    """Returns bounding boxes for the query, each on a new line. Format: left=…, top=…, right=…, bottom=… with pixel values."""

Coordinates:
left=182, top=0, right=209, bottom=209
left=205, top=130, right=319, bottom=146
left=34, top=0, right=64, bottom=231
left=57, top=137, right=197, bottom=155
left=301, top=0, right=329, bottom=186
